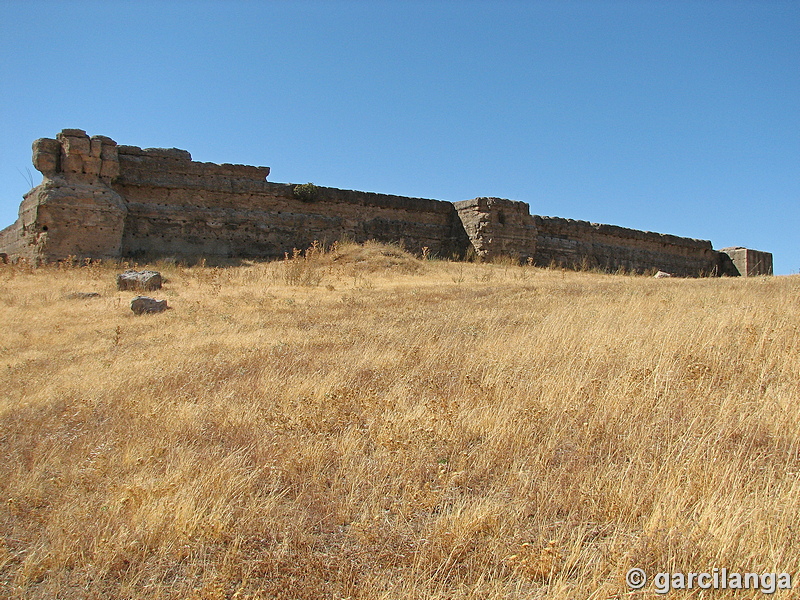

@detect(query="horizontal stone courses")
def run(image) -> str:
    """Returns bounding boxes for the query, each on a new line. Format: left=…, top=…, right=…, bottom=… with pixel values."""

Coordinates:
left=305, top=185, right=456, bottom=214
left=116, top=172, right=264, bottom=194
left=453, top=197, right=531, bottom=211
left=534, top=215, right=713, bottom=250
left=118, top=154, right=270, bottom=179
left=0, top=130, right=772, bottom=274
left=124, top=206, right=455, bottom=237
left=115, top=185, right=454, bottom=225
left=115, top=174, right=455, bottom=215
left=117, top=146, right=192, bottom=161
left=538, top=234, right=713, bottom=257
left=538, top=235, right=713, bottom=258
left=535, top=235, right=717, bottom=273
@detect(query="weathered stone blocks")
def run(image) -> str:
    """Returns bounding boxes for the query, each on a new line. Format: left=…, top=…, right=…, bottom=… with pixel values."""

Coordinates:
left=59, top=132, right=91, bottom=156
left=0, top=130, right=127, bottom=263
left=130, top=296, right=168, bottom=315
left=720, top=247, right=773, bottom=276
left=532, top=216, right=721, bottom=276
left=454, top=198, right=537, bottom=261
left=0, top=129, right=774, bottom=275
left=117, top=270, right=163, bottom=291
left=32, top=138, right=62, bottom=176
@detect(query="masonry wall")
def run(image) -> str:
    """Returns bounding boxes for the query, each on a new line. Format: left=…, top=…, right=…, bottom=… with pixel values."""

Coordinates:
left=114, top=144, right=470, bottom=260
left=453, top=198, right=538, bottom=261
left=533, top=216, right=721, bottom=276
left=453, top=197, right=724, bottom=276
left=0, top=129, right=773, bottom=276
left=720, top=247, right=774, bottom=276
left=0, top=130, right=470, bottom=263
left=0, top=130, right=127, bottom=263
left=0, top=218, right=29, bottom=259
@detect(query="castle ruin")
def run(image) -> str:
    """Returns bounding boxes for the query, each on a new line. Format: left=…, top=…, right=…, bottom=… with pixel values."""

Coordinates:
left=0, top=129, right=773, bottom=277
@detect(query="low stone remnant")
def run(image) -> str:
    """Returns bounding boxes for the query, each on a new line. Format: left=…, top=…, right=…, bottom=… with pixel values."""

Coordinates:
left=65, top=292, right=101, bottom=299
left=130, top=296, right=168, bottom=315
left=653, top=271, right=673, bottom=278
left=117, top=270, right=162, bottom=291
left=720, top=247, right=773, bottom=277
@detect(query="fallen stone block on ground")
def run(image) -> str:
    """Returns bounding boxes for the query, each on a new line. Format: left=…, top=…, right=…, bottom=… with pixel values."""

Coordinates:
left=117, top=270, right=162, bottom=291
left=130, top=296, right=168, bottom=315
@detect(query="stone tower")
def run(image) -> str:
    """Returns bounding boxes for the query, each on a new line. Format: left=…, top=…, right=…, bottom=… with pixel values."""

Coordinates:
left=2, top=129, right=127, bottom=263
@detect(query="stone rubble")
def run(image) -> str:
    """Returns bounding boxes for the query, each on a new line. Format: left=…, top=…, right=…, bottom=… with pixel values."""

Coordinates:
left=130, top=296, right=168, bottom=315
left=116, top=270, right=163, bottom=291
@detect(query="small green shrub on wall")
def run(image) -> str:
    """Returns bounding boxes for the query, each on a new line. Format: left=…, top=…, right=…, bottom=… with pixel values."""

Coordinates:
left=293, top=182, right=320, bottom=202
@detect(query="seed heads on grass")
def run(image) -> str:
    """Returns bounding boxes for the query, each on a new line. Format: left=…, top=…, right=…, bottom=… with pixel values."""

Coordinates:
left=282, top=241, right=325, bottom=286
left=1, top=245, right=798, bottom=599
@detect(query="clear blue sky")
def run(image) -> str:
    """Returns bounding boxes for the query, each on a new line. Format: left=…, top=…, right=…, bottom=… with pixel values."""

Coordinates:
left=1, top=1, right=797, bottom=273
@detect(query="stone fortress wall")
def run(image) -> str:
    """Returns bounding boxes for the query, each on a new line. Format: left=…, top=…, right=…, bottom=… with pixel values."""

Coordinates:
left=532, top=216, right=723, bottom=277
left=0, top=129, right=773, bottom=277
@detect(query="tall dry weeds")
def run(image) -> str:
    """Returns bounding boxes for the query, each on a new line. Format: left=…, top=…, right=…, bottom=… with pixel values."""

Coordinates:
left=0, top=248, right=798, bottom=598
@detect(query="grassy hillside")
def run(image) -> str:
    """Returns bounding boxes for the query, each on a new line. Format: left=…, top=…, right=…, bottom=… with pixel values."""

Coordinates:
left=1, top=243, right=798, bottom=599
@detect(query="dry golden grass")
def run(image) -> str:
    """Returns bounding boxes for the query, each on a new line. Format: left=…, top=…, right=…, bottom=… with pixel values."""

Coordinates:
left=1, top=242, right=799, bottom=599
